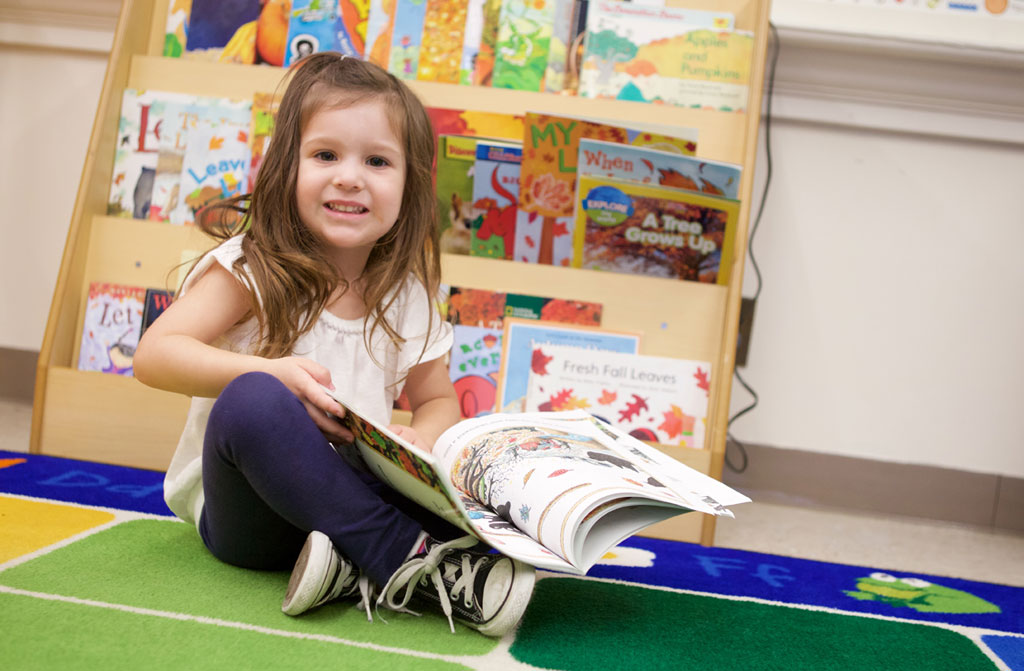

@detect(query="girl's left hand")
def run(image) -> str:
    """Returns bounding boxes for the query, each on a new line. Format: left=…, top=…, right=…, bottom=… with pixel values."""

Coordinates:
left=388, top=424, right=431, bottom=453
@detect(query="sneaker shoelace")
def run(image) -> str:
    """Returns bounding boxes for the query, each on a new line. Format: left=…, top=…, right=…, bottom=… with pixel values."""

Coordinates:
left=376, top=536, right=482, bottom=633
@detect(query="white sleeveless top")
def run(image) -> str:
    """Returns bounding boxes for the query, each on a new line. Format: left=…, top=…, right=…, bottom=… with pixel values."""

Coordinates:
left=162, top=235, right=453, bottom=527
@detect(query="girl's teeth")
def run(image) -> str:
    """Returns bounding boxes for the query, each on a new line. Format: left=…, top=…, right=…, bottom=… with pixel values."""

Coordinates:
left=327, top=203, right=365, bottom=213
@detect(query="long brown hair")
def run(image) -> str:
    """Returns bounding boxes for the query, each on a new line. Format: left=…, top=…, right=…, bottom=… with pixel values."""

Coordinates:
left=197, top=53, right=441, bottom=362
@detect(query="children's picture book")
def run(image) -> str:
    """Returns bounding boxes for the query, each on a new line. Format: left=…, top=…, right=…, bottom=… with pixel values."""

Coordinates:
left=470, top=141, right=523, bottom=260
left=328, top=394, right=749, bottom=574
left=168, top=100, right=253, bottom=226
left=426, top=107, right=523, bottom=142
left=388, top=0, right=429, bottom=79
left=77, top=283, right=146, bottom=377
left=339, top=0, right=370, bottom=58
left=363, top=0, right=397, bottom=66
left=573, top=174, right=740, bottom=284
left=141, top=289, right=175, bottom=337
left=473, top=0, right=503, bottom=85
left=497, top=318, right=641, bottom=414
left=491, top=0, right=556, bottom=92
left=416, top=0, right=468, bottom=83
left=578, top=1, right=753, bottom=112
left=248, top=92, right=280, bottom=192
left=445, top=288, right=603, bottom=418
left=436, top=135, right=480, bottom=256
left=458, top=0, right=486, bottom=85
left=542, top=0, right=575, bottom=93
left=524, top=343, right=711, bottom=449
left=184, top=0, right=262, bottom=63
left=577, top=138, right=743, bottom=200
left=285, top=0, right=357, bottom=65
left=163, top=0, right=193, bottom=57
left=449, top=324, right=504, bottom=419
left=108, top=89, right=197, bottom=220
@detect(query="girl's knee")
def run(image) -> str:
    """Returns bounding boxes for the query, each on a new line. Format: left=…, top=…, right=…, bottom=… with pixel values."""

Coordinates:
left=208, top=372, right=298, bottom=437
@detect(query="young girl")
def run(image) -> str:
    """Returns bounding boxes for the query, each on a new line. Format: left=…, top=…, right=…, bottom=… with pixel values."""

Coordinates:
left=134, top=53, right=534, bottom=637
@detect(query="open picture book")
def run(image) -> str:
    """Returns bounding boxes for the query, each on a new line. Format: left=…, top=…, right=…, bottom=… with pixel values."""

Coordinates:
left=329, top=390, right=750, bottom=575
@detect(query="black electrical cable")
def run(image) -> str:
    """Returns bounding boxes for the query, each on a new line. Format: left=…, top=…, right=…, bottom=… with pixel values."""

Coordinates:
left=725, top=21, right=779, bottom=474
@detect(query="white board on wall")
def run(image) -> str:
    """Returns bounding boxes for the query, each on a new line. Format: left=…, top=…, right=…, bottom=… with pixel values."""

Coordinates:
left=771, top=0, right=1024, bottom=52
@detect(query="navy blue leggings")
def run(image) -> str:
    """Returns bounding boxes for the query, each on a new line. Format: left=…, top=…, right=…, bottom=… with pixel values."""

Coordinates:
left=198, top=371, right=459, bottom=584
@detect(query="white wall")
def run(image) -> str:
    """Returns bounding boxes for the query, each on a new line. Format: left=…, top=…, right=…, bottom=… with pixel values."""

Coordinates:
left=729, top=30, right=1024, bottom=478
left=0, top=2, right=113, bottom=350
left=3, top=5, right=1023, bottom=478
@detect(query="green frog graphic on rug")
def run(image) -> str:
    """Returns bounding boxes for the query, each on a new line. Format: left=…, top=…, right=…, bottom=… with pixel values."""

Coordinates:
left=845, top=572, right=1000, bottom=614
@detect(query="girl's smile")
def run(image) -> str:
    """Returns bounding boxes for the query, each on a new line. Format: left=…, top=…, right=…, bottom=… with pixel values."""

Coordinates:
left=296, top=98, right=406, bottom=276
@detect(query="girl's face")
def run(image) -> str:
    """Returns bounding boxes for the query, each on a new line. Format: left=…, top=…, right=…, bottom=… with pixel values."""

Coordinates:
left=295, top=98, right=406, bottom=274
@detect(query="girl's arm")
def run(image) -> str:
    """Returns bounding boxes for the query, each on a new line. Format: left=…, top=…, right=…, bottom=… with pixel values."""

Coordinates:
left=390, top=355, right=460, bottom=452
left=134, top=263, right=352, bottom=441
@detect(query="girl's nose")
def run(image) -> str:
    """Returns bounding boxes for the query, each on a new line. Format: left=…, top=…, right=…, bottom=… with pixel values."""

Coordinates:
left=332, top=160, right=363, bottom=190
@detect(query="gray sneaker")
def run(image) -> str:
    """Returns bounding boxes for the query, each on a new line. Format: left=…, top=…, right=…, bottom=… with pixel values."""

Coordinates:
left=282, top=531, right=362, bottom=615
left=378, top=535, right=536, bottom=637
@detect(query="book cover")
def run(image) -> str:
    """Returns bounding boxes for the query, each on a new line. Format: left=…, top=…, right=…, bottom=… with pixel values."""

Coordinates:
left=573, top=174, right=740, bottom=284
left=141, top=288, right=175, bottom=336
left=449, top=324, right=504, bottom=418
left=148, top=98, right=193, bottom=223
left=525, top=343, right=712, bottom=449
left=184, top=0, right=262, bottom=63
left=416, top=0, right=468, bottom=83
left=578, top=1, right=753, bottom=112
left=470, top=141, right=522, bottom=261
left=77, top=283, right=146, bottom=376
left=169, top=100, right=253, bottom=226
left=472, top=0, right=504, bottom=86
left=459, top=0, right=487, bottom=85
left=363, top=0, right=397, bottom=65
left=491, top=0, right=556, bottom=92
left=437, top=135, right=481, bottom=256
left=577, top=137, right=742, bottom=199
left=108, top=89, right=196, bottom=219
left=426, top=107, right=523, bottom=141
left=339, top=0, right=370, bottom=58
left=496, top=317, right=640, bottom=414
left=542, top=0, right=575, bottom=93
left=255, top=0, right=291, bottom=66
left=248, top=92, right=280, bottom=192
left=446, top=286, right=602, bottom=329
left=163, top=0, right=193, bottom=57
left=388, top=0, right=429, bottom=79
left=285, top=0, right=353, bottom=65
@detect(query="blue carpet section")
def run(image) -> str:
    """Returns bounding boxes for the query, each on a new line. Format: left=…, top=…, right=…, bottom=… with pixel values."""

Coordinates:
left=0, top=450, right=172, bottom=516
left=983, top=635, right=1024, bottom=670
left=601, top=536, right=1024, bottom=635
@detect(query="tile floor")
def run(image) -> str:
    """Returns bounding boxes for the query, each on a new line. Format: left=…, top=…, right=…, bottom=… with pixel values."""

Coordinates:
left=3, top=396, right=1021, bottom=587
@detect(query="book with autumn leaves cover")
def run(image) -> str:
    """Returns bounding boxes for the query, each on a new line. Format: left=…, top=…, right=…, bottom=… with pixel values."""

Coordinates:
left=327, top=389, right=748, bottom=574
left=524, top=343, right=712, bottom=450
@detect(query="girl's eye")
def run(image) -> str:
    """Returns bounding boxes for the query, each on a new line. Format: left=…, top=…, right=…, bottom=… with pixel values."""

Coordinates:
left=367, top=156, right=389, bottom=168
left=314, top=150, right=336, bottom=161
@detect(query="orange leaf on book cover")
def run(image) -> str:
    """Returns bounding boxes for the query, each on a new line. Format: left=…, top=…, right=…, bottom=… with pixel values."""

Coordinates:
left=599, top=389, right=617, bottom=405
left=695, top=368, right=710, bottom=393
left=208, top=135, right=224, bottom=150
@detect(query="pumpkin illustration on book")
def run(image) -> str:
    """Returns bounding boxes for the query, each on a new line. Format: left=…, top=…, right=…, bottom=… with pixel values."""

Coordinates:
left=256, top=0, right=289, bottom=66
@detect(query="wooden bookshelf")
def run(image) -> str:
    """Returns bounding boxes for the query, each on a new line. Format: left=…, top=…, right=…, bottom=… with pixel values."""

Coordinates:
left=33, top=0, right=773, bottom=546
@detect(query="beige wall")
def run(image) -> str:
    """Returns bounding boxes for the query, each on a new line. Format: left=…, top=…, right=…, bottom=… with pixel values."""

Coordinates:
left=4, top=3, right=1024, bottom=478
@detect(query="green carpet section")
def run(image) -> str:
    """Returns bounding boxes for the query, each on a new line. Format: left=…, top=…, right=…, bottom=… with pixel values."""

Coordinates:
left=510, top=578, right=1000, bottom=671
left=0, top=519, right=495, bottom=657
left=0, top=592, right=469, bottom=671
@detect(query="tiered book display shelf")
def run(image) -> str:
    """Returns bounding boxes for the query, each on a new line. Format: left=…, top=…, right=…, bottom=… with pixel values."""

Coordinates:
left=33, top=0, right=773, bottom=545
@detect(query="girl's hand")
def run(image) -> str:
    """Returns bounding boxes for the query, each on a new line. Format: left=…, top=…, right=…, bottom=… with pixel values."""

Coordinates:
left=263, top=356, right=354, bottom=444
left=388, top=424, right=432, bottom=453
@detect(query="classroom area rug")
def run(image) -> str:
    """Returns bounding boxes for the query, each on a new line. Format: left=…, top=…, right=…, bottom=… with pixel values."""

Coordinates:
left=2, top=449, right=1022, bottom=670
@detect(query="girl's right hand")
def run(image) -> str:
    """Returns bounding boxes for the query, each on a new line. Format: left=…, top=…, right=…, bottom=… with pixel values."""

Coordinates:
left=263, top=356, right=354, bottom=444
